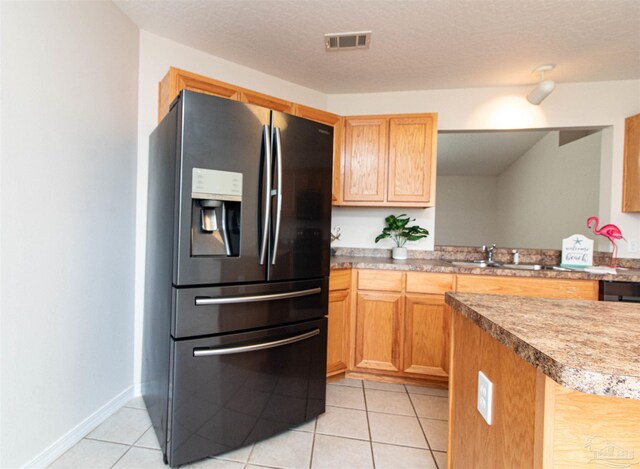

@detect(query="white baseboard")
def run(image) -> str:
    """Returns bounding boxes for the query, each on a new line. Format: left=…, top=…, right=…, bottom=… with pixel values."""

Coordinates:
left=23, top=386, right=134, bottom=469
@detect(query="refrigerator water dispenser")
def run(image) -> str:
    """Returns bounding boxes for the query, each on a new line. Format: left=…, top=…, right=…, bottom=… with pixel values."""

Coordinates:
left=191, top=168, right=242, bottom=257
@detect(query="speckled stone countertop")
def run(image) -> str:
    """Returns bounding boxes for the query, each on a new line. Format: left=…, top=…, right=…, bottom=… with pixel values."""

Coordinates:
left=445, top=292, right=640, bottom=399
left=330, top=255, right=640, bottom=282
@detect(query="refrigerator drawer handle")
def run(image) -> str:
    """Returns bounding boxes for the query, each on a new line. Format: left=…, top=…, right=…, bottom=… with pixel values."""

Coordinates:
left=195, top=287, right=321, bottom=305
left=193, top=328, right=320, bottom=357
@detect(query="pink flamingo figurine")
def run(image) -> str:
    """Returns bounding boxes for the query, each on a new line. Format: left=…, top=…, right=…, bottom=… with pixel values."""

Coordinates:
left=586, top=216, right=625, bottom=268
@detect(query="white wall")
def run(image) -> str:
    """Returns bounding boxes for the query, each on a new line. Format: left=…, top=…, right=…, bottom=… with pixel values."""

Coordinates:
left=327, top=80, right=640, bottom=257
left=1, top=2, right=138, bottom=467
left=132, top=31, right=332, bottom=391
left=435, top=176, right=498, bottom=246
left=496, top=131, right=601, bottom=249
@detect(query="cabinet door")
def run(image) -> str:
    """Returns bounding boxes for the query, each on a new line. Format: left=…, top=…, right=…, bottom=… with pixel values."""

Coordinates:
left=354, top=291, right=402, bottom=373
left=387, top=116, right=435, bottom=204
left=327, top=289, right=350, bottom=376
left=403, top=294, right=449, bottom=377
left=343, top=118, right=388, bottom=202
left=623, top=113, right=640, bottom=212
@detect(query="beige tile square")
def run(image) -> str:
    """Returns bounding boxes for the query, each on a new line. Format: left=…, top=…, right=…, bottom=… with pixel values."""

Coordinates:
left=112, top=447, right=165, bottom=468
left=316, top=406, right=369, bottom=440
left=328, top=377, right=363, bottom=388
left=134, top=427, right=161, bottom=450
left=184, top=458, right=245, bottom=468
left=214, top=444, right=253, bottom=463
left=312, top=434, right=374, bottom=469
left=290, top=417, right=316, bottom=433
left=420, top=418, right=449, bottom=451
left=406, top=385, right=449, bottom=398
left=363, top=380, right=406, bottom=393
left=433, top=451, right=448, bottom=469
left=248, top=430, right=313, bottom=468
left=410, top=394, right=449, bottom=420
left=124, top=396, right=147, bottom=409
left=87, top=407, right=152, bottom=445
left=48, top=439, right=129, bottom=469
left=326, top=384, right=366, bottom=410
left=372, top=442, right=436, bottom=469
left=365, top=389, right=415, bottom=416
left=368, top=412, right=427, bottom=449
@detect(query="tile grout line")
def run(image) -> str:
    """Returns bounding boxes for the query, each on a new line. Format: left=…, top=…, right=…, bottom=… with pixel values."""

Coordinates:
left=407, top=385, right=441, bottom=469
left=308, top=417, right=317, bottom=469
left=108, top=443, right=134, bottom=469
left=362, top=380, right=377, bottom=469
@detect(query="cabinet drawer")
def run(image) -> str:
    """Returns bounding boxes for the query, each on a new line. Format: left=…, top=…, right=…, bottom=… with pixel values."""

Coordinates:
left=406, top=272, right=455, bottom=295
left=456, top=275, right=598, bottom=300
left=358, top=270, right=404, bottom=292
left=329, top=269, right=351, bottom=291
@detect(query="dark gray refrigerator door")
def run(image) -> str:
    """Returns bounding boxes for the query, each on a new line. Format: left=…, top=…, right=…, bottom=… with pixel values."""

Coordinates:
left=268, top=112, right=333, bottom=281
left=175, top=91, right=272, bottom=286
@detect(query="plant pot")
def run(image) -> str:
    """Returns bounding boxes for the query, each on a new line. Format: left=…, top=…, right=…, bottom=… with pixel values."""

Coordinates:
left=392, top=247, right=408, bottom=260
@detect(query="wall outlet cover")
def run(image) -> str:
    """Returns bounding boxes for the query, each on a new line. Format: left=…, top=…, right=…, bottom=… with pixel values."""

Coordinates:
left=477, top=371, right=493, bottom=425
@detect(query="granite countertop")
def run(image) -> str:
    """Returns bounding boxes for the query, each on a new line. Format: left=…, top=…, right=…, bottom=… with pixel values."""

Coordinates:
left=330, top=255, right=640, bottom=282
left=445, top=292, right=640, bottom=399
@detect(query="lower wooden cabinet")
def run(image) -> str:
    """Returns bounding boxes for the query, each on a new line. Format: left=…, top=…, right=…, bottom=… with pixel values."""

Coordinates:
left=329, top=268, right=599, bottom=383
left=403, top=294, right=449, bottom=377
left=327, top=289, right=350, bottom=376
left=327, top=269, right=352, bottom=376
left=353, top=270, right=452, bottom=382
left=354, top=291, right=403, bottom=373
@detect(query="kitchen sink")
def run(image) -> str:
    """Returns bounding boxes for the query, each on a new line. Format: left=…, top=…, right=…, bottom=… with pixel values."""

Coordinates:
left=500, top=263, right=543, bottom=271
left=448, top=261, right=493, bottom=268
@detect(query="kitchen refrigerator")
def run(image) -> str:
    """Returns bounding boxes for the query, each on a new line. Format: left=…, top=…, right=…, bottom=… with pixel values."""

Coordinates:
left=142, top=90, right=333, bottom=467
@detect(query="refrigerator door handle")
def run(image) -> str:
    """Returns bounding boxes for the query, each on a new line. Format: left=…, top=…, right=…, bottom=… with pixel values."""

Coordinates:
left=271, top=127, right=283, bottom=265
left=193, top=328, right=320, bottom=357
left=259, top=124, right=272, bottom=265
left=195, top=286, right=321, bottom=306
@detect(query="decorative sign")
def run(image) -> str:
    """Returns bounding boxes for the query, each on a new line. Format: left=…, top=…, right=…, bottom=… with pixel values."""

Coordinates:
left=561, top=234, right=593, bottom=268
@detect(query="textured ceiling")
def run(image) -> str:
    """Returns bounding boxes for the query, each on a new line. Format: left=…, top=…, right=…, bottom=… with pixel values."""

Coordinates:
left=114, top=0, right=640, bottom=93
left=437, top=131, right=549, bottom=176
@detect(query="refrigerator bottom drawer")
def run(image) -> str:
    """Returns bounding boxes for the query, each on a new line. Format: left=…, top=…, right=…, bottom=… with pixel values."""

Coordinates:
left=167, top=318, right=327, bottom=467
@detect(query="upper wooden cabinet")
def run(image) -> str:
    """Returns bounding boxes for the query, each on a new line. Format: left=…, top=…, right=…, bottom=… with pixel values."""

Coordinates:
left=158, top=68, right=241, bottom=121
left=157, top=67, right=345, bottom=202
left=341, top=114, right=437, bottom=207
left=622, top=112, right=640, bottom=212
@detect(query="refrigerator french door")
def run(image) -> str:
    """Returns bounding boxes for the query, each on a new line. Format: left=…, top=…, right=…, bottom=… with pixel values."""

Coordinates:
left=142, top=90, right=333, bottom=467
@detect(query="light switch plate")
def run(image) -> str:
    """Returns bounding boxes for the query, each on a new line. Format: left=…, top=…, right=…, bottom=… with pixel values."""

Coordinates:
left=477, top=371, right=493, bottom=425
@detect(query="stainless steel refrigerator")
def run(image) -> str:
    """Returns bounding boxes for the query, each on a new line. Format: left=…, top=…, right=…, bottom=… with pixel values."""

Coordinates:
left=142, top=90, right=332, bottom=467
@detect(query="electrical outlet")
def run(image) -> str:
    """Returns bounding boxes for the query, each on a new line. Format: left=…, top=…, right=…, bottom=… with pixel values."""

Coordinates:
left=477, top=371, right=493, bottom=425
left=629, top=239, right=639, bottom=253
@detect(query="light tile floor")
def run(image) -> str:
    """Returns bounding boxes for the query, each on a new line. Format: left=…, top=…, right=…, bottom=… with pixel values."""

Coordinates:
left=49, top=378, right=448, bottom=469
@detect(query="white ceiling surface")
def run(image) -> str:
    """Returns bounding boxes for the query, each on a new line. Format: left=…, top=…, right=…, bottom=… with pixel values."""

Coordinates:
left=114, top=0, right=640, bottom=94
left=437, top=131, right=548, bottom=176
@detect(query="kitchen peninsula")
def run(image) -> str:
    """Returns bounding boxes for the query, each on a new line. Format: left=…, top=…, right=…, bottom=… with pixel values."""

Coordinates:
left=445, top=293, right=640, bottom=469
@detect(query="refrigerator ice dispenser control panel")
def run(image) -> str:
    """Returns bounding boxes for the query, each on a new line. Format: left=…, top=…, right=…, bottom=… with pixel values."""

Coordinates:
left=192, top=168, right=242, bottom=201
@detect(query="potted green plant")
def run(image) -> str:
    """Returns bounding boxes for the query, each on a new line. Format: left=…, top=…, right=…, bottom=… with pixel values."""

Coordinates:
left=375, top=214, right=430, bottom=260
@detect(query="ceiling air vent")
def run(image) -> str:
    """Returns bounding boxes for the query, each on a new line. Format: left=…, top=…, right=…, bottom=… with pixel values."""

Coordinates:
left=325, top=31, right=371, bottom=51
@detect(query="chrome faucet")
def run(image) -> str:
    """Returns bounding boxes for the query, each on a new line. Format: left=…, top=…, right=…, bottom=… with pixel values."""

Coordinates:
left=481, top=244, right=497, bottom=263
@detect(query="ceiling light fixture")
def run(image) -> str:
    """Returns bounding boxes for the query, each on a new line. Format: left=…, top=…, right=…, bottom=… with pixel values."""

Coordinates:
left=527, top=64, right=556, bottom=105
